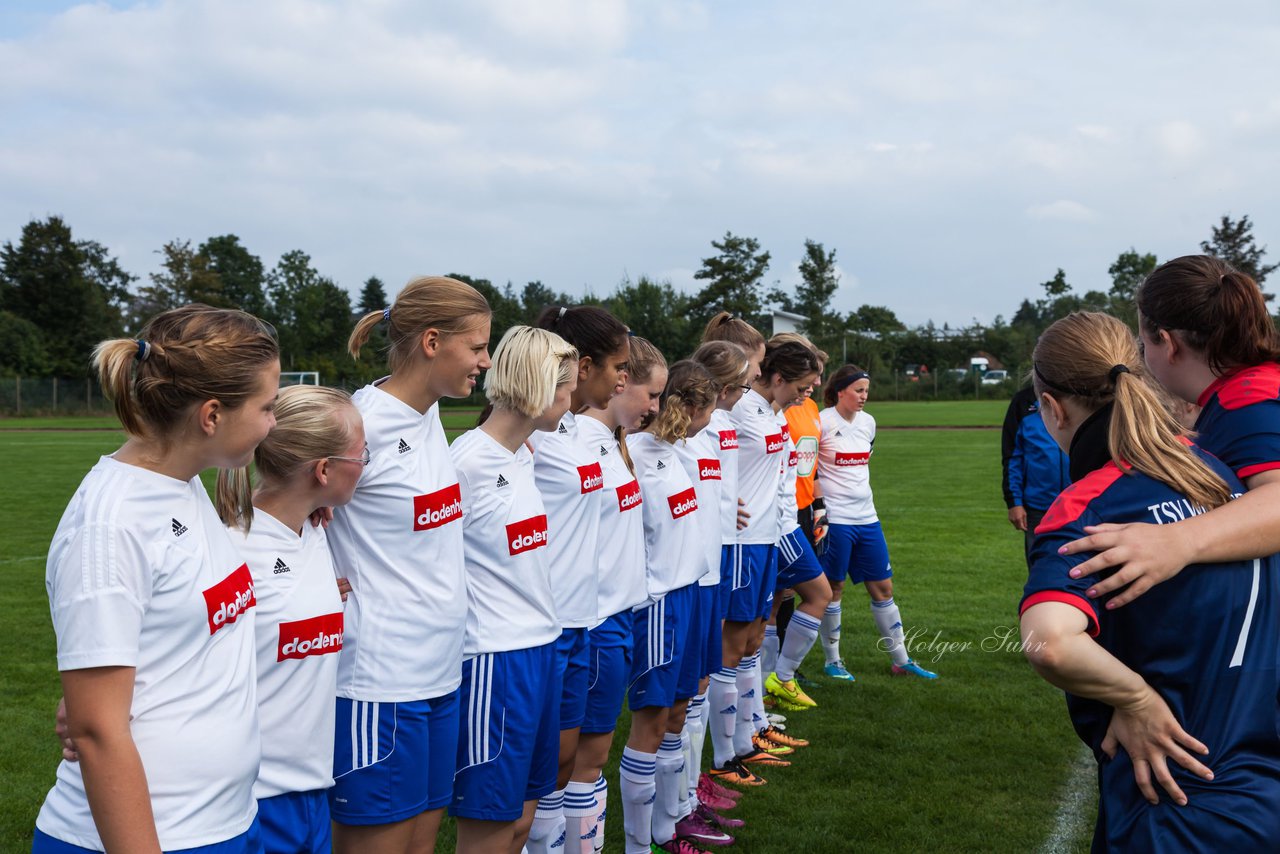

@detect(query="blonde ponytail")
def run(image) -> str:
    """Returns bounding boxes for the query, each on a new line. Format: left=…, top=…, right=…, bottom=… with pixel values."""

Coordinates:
left=651, top=360, right=717, bottom=444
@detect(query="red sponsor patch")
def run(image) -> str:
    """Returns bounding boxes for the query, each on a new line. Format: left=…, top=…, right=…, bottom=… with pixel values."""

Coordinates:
left=698, top=458, right=722, bottom=480
left=788, top=450, right=798, bottom=468
left=765, top=433, right=785, bottom=454
left=719, top=430, right=739, bottom=450
left=834, top=452, right=869, bottom=467
left=578, top=462, right=604, bottom=494
left=668, top=487, right=698, bottom=519
left=277, top=612, right=344, bottom=662
left=507, top=514, right=550, bottom=555
left=203, top=563, right=256, bottom=635
left=617, top=479, right=643, bottom=512
left=414, top=483, right=463, bottom=531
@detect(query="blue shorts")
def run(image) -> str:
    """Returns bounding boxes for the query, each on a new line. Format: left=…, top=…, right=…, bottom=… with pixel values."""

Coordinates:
left=556, top=626, right=591, bottom=731
left=583, top=610, right=634, bottom=734
left=677, top=585, right=717, bottom=698
left=820, top=522, right=893, bottom=584
left=450, top=642, right=560, bottom=821
left=777, top=527, right=825, bottom=589
left=329, top=692, right=459, bottom=825
left=34, top=820, right=263, bottom=854
left=628, top=583, right=697, bottom=710
left=722, top=544, right=778, bottom=623
left=258, top=789, right=329, bottom=854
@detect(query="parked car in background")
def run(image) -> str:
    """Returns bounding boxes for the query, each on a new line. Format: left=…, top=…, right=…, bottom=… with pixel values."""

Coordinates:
left=982, top=370, right=1009, bottom=385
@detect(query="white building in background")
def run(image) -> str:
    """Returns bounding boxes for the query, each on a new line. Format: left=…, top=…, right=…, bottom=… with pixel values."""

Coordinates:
left=771, top=309, right=809, bottom=335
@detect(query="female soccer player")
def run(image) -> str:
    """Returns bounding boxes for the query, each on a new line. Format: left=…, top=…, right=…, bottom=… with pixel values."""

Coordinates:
left=621, top=361, right=725, bottom=854
left=329, top=276, right=491, bottom=854
left=708, top=339, right=820, bottom=786
left=816, top=364, right=937, bottom=680
left=571, top=336, right=666, bottom=852
left=1062, top=255, right=1280, bottom=606
left=448, top=326, right=579, bottom=853
left=217, top=385, right=365, bottom=854
left=35, top=305, right=279, bottom=853
left=524, top=305, right=630, bottom=854
left=1019, top=311, right=1280, bottom=849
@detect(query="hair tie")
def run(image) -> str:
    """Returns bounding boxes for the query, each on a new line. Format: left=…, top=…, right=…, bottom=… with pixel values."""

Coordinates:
left=1109, top=364, right=1130, bottom=383
left=557, top=307, right=567, bottom=322
left=134, top=340, right=150, bottom=362
left=382, top=307, right=391, bottom=323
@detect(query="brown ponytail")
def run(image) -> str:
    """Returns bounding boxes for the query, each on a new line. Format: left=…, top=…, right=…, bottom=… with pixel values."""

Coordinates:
left=350, top=276, right=490, bottom=371
left=1137, top=255, right=1280, bottom=373
left=1034, top=312, right=1232, bottom=510
left=691, top=340, right=749, bottom=391
left=702, top=311, right=765, bottom=353
left=651, top=360, right=717, bottom=444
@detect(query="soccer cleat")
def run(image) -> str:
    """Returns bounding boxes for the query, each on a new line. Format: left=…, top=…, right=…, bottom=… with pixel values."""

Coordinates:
left=674, top=812, right=735, bottom=847
left=738, top=748, right=791, bottom=767
left=892, top=659, right=939, bottom=679
left=698, top=772, right=742, bottom=804
left=695, top=785, right=737, bottom=812
left=752, top=732, right=794, bottom=755
left=766, top=712, right=787, bottom=727
left=766, top=672, right=818, bottom=708
left=695, top=802, right=745, bottom=830
left=652, top=839, right=711, bottom=854
left=824, top=661, right=856, bottom=681
left=708, top=758, right=767, bottom=786
left=760, top=725, right=809, bottom=749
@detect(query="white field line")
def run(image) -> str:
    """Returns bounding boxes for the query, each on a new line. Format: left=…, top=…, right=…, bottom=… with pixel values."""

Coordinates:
left=1039, top=742, right=1094, bottom=854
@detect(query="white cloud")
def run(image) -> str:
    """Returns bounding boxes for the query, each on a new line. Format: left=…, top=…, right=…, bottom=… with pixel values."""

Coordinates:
left=1075, top=124, right=1114, bottom=141
left=1026, top=200, right=1099, bottom=222
left=1153, top=120, right=1205, bottom=162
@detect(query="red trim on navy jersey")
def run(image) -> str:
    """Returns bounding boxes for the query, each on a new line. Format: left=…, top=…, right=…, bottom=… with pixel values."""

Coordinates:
left=1198, top=363, right=1280, bottom=410
left=1238, top=460, right=1280, bottom=480
left=1020, top=590, right=1100, bottom=637
left=1035, top=462, right=1125, bottom=535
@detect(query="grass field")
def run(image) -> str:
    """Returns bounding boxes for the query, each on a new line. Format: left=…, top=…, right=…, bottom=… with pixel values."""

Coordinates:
left=0, top=405, right=1094, bottom=853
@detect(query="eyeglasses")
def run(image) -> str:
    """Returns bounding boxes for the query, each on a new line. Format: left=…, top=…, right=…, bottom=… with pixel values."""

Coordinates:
left=738, top=384, right=752, bottom=393
left=328, top=444, right=371, bottom=466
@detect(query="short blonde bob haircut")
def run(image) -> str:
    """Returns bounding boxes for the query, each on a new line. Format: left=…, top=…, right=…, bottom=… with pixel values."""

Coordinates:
left=485, top=325, right=579, bottom=417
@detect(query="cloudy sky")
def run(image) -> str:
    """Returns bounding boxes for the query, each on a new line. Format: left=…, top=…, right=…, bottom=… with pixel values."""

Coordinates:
left=3, top=0, right=1279, bottom=326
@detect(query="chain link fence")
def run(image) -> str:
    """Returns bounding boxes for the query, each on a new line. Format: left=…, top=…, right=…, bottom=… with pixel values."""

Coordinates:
left=0, top=377, right=113, bottom=416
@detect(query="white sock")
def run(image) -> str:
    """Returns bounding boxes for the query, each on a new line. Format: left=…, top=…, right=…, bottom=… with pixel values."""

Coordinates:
left=708, top=668, right=738, bottom=767
left=654, top=734, right=685, bottom=845
left=761, top=623, right=780, bottom=675
left=776, top=610, right=821, bottom=682
left=527, top=789, right=566, bottom=854
left=592, top=774, right=608, bottom=852
left=822, top=602, right=843, bottom=664
left=733, top=657, right=759, bottom=755
left=750, top=654, right=768, bottom=732
left=872, top=597, right=910, bottom=666
left=620, top=747, right=656, bottom=854
left=683, top=693, right=707, bottom=809
left=564, top=780, right=599, bottom=854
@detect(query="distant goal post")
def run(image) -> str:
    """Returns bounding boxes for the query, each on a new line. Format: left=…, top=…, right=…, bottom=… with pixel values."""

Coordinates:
left=279, top=371, right=321, bottom=387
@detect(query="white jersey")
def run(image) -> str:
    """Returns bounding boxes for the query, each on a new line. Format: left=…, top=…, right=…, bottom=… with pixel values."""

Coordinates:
left=730, top=389, right=785, bottom=545
left=817, top=407, right=878, bottom=525
left=233, top=514, right=342, bottom=799
left=709, top=408, right=741, bottom=544
left=38, top=457, right=259, bottom=851
left=528, top=412, right=605, bottom=628
left=627, top=432, right=705, bottom=598
left=776, top=411, right=801, bottom=534
left=327, top=384, right=466, bottom=702
left=673, top=426, right=725, bottom=587
left=578, top=416, right=648, bottom=619
left=451, top=428, right=561, bottom=656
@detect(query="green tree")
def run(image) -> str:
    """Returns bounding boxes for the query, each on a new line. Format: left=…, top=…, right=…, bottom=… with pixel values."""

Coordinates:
left=200, top=235, right=266, bottom=316
left=0, top=216, right=131, bottom=375
left=0, top=311, right=50, bottom=375
left=768, top=239, right=844, bottom=354
left=128, top=239, right=224, bottom=327
left=266, top=250, right=353, bottom=378
left=691, top=232, right=771, bottom=330
left=606, top=276, right=696, bottom=359
left=358, top=276, right=389, bottom=315
left=1107, top=248, right=1158, bottom=328
left=1201, top=214, right=1277, bottom=292
left=521, top=280, right=569, bottom=322
left=447, top=272, right=524, bottom=356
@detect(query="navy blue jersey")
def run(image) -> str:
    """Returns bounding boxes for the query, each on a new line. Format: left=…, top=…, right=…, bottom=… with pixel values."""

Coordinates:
left=1023, top=446, right=1280, bottom=851
left=1195, top=362, right=1280, bottom=481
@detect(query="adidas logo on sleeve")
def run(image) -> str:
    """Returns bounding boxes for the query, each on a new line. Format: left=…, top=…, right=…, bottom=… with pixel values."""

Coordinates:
left=656, top=460, right=666, bottom=470
left=272, top=558, right=291, bottom=575
left=558, top=423, right=569, bottom=435
left=397, top=438, right=411, bottom=454
left=496, top=473, right=510, bottom=489
left=171, top=518, right=188, bottom=537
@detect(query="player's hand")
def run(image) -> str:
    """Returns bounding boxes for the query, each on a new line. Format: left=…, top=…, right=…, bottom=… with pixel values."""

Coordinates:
left=1008, top=506, right=1027, bottom=532
left=1059, top=522, right=1193, bottom=609
left=1102, top=685, right=1211, bottom=806
left=55, top=697, right=79, bottom=762
left=336, top=577, right=353, bottom=602
left=736, top=498, right=750, bottom=530
left=309, top=506, right=334, bottom=529
left=812, top=506, right=829, bottom=545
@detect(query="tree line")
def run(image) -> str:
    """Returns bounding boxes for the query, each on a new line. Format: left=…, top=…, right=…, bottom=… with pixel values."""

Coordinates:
left=1, top=214, right=1273, bottom=389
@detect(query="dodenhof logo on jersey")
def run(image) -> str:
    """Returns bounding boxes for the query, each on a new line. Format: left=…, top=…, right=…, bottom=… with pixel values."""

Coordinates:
left=765, top=433, right=785, bottom=454
left=667, top=487, right=698, bottom=519
left=834, top=452, right=870, bottom=467
left=617, top=479, right=643, bottom=512
left=203, top=564, right=256, bottom=636
left=788, top=451, right=798, bottom=468
left=698, top=458, right=722, bottom=480
left=578, top=462, right=605, bottom=494
left=277, top=612, right=344, bottom=661
left=719, top=430, right=738, bottom=450
left=507, top=514, right=550, bottom=555
left=414, top=483, right=463, bottom=531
